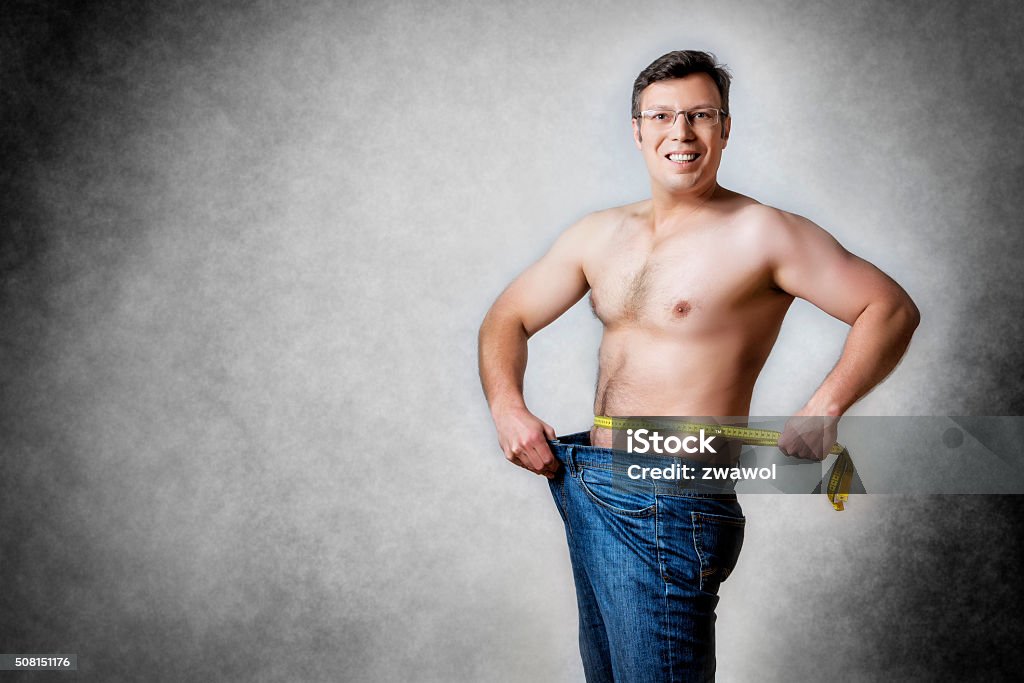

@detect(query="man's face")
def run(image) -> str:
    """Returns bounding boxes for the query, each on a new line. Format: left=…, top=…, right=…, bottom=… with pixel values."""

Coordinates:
left=632, top=74, right=731, bottom=195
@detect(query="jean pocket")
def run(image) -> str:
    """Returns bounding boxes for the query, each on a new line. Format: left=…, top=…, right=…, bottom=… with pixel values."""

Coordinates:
left=691, top=512, right=745, bottom=593
left=576, top=466, right=656, bottom=517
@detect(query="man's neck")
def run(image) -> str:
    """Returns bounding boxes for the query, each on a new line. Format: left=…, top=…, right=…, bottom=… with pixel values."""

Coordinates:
left=649, top=182, right=720, bottom=228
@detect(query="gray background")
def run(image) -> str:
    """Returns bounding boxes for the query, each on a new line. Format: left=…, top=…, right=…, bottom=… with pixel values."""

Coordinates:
left=2, top=0, right=1022, bottom=680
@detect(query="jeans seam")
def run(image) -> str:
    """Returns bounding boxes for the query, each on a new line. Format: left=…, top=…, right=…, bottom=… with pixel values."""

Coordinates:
left=560, top=475, right=572, bottom=538
left=655, top=501, right=677, bottom=683
left=692, top=512, right=707, bottom=592
left=559, top=447, right=574, bottom=539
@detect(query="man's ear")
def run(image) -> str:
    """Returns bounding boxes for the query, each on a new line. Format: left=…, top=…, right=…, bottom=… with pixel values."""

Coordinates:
left=632, top=118, right=642, bottom=149
left=722, top=115, right=731, bottom=149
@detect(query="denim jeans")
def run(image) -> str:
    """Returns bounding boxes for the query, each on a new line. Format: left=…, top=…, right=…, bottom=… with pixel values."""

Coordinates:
left=547, top=431, right=745, bottom=683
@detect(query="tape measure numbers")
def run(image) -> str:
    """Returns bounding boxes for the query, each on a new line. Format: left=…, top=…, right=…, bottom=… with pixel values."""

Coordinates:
left=592, top=416, right=854, bottom=510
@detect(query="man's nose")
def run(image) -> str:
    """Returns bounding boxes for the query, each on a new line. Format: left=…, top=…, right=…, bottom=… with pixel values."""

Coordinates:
left=670, top=113, right=696, bottom=140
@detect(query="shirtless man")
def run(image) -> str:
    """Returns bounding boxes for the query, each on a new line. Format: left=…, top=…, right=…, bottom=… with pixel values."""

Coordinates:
left=478, top=51, right=919, bottom=682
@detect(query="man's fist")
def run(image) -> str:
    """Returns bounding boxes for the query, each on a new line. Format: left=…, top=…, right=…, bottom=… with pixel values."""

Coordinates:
left=779, top=414, right=839, bottom=461
left=493, top=407, right=561, bottom=478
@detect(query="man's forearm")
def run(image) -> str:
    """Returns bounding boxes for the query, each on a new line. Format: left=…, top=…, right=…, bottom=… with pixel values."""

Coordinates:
left=478, top=309, right=560, bottom=477
left=802, top=299, right=920, bottom=416
left=478, top=310, right=531, bottom=416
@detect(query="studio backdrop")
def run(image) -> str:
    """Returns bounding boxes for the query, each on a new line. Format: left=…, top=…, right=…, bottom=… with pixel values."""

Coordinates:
left=1, top=0, right=1022, bottom=680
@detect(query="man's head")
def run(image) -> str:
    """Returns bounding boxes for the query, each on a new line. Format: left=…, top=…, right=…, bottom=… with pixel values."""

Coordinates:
left=631, top=51, right=733, bottom=195
left=631, top=51, right=732, bottom=138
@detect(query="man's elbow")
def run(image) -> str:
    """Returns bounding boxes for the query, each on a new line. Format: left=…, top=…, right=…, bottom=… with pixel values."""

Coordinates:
left=905, top=299, right=921, bottom=332
left=886, top=294, right=920, bottom=343
left=861, top=293, right=919, bottom=344
left=895, top=291, right=921, bottom=330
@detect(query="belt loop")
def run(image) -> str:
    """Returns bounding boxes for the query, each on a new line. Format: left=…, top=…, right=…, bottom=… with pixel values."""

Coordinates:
left=567, top=444, right=577, bottom=476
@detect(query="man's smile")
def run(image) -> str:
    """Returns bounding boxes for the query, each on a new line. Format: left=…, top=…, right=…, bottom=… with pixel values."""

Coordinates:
left=665, top=151, right=701, bottom=165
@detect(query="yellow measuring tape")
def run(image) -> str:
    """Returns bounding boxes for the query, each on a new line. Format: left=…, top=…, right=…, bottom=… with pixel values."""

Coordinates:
left=593, top=416, right=855, bottom=511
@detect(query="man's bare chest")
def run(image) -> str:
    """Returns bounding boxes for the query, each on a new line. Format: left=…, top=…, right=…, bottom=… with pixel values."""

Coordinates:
left=585, top=229, right=772, bottom=327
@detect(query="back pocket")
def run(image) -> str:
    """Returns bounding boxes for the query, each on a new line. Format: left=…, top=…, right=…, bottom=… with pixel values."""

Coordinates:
left=691, top=511, right=745, bottom=593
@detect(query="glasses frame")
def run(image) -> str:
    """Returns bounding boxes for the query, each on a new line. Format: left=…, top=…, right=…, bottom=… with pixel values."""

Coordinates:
left=637, top=108, right=727, bottom=129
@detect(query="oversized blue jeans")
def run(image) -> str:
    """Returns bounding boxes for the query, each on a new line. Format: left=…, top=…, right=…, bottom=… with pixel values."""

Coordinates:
left=547, top=432, right=745, bottom=683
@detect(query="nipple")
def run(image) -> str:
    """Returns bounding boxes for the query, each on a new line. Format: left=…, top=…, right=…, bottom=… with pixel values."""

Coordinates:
left=673, top=300, right=692, bottom=318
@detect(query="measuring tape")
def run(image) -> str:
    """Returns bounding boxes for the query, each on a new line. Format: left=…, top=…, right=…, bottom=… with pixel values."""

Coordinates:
left=593, top=416, right=854, bottom=510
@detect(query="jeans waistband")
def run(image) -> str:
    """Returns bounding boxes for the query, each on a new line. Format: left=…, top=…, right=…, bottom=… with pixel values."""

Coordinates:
left=549, top=431, right=739, bottom=497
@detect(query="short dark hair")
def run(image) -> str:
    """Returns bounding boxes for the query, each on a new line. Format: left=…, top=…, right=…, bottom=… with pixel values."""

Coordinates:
left=631, top=50, right=732, bottom=120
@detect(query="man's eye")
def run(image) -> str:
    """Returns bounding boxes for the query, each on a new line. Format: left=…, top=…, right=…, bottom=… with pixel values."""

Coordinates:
left=652, top=113, right=670, bottom=121
left=692, top=111, right=710, bottom=120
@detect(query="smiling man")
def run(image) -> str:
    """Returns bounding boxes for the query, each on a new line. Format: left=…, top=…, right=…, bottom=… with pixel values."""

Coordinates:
left=478, top=51, right=918, bottom=682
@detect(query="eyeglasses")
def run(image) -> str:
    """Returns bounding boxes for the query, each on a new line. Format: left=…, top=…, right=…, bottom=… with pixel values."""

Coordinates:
left=638, top=108, right=725, bottom=129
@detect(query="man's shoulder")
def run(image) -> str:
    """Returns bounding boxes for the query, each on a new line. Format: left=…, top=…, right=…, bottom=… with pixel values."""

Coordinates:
left=725, top=198, right=847, bottom=277
left=710, top=194, right=838, bottom=265
left=559, top=201, right=648, bottom=241
left=724, top=196, right=816, bottom=240
left=716, top=192, right=786, bottom=223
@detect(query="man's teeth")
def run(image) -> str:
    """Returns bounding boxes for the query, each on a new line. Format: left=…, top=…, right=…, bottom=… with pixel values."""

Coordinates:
left=668, top=153, right=699, bottom=162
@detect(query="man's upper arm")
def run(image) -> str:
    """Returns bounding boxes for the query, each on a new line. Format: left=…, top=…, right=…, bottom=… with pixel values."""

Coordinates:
left=767, top=210, right=914, bottom=325
left=490, top=216, right=594, bottom=337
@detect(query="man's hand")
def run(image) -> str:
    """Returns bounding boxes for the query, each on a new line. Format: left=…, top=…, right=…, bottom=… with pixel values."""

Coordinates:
left=493, top=406, right=561, bottom=478
left=779, top=413, right=839, bottom=461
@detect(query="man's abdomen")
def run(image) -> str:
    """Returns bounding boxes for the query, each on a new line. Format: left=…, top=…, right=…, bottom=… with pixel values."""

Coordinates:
left=592, top=328, right=769, bottom=447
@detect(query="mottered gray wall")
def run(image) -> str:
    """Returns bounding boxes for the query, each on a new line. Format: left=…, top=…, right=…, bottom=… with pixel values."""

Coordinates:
left=2, top=1, right=1022, bottom=680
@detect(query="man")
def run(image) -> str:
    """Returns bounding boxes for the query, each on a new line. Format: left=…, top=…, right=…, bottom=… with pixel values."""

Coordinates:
left=477, top=51, right=919, bottom=682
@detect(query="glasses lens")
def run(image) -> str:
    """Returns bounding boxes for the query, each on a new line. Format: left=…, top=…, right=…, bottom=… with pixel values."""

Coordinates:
left=687, top=109, right=720, bottom=127
left=644, top=111, right=677, bottom=128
